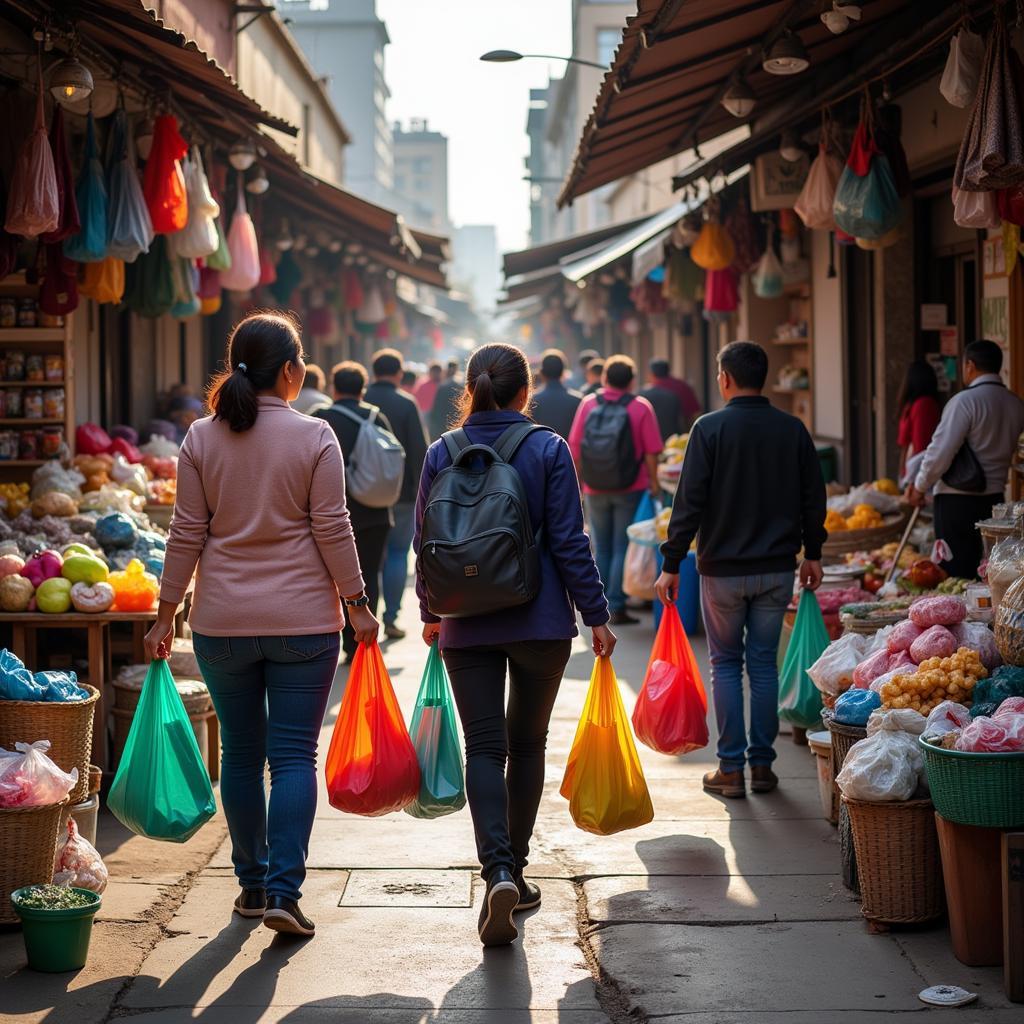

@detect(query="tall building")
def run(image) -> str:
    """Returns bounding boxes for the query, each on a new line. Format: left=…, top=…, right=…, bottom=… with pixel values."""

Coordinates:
left=282, top=0, right=393, bottom=204
left=451, top=225, right=500, bottom=315
left=392, top=119, right=449, bottom=233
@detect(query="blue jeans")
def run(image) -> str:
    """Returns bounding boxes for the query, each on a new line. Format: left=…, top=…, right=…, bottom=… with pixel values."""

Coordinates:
left=586, top=491, right=643, bottom=612
left=192, top=632, right=340, bottom=902
left=699, top=573, right=792, bottom=773
left=382, top=501, right=415, bottom=626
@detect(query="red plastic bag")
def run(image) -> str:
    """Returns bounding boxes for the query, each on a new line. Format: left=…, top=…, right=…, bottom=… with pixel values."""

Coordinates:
left=76, top=422, right=113, bottom=455
left=143, top=115, right=188, bottom=234
left=110, top=437, right=142, bottom=464
left=704, top=268, right=738, bottom=313
left=632, top=604, right=708, bottom=755
left=325, top=642, right=420, bottom=816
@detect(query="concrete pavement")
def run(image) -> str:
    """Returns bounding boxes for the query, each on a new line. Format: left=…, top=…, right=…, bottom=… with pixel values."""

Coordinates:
left=2, top=593, right=1021, bottom=1023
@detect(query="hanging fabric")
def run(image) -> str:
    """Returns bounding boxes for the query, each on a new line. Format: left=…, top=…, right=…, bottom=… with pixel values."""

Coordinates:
left=691, top=200, right=735, bottom=270
left=39, top=244, right=79, bottom=316
left=143, top=114, right=189, bottom=234
left=724, top=196, right=761, bottom=274
left=940, top=27, right=986, bottom=108
left=703, top=267, right=738, bottom=315
left=171, top=147, right=219, bottom=259
left=105, top=108, right=154, bottom=262
left=64, top=112, right=108, bottom=262
left=124, top=235, right=175, bottom=318
left=219, top=176, right=260, bottom=291
left=205, top=212, right=231, bottom=271
left=79, top=256, right=125, bottom=304
left=5, top=55, right=59, bottom=238
left=663, top=247, right=702, bottom=304
left=40, top=105, right=79, bottom=244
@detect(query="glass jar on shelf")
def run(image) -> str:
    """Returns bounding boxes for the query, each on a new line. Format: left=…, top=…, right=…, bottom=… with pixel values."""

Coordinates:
left=41, top=427, right=62, bottom=459
left=23, top=389, right=43, bottom=420
left=5, top=350, right=25, bottom=381
left=16, top=299, right=37, bottom=328
left=44, top=355, right=64, bottom=382
left=4, top=389, right=23, bottom=418
left=0, top=298, right=16, bottom=328
left=43, top=388, right=64, bottom=420
left=19, top=430, right=40, bottom=461
left=25, top=354, right=44, bottom=382
left=0, top=431, right=18, bottom=461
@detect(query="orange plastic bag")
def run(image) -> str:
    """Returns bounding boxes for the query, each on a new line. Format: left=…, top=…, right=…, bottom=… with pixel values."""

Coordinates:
left=80, top=257, right=125, bottom=305
left=690, top=220, right=735, bottom=271
left=143, top=115, right=188, bottom=234
left=325, top=642, right=420, bottom=816
left=632, top=604, right=708, bottom=756
left=560, top=657, right=654, bottom=836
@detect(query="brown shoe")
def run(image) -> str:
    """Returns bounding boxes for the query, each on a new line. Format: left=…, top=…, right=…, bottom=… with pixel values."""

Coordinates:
left=750, top=766, right=779, bottom=793
left=703, top=769, right=745, bottom=799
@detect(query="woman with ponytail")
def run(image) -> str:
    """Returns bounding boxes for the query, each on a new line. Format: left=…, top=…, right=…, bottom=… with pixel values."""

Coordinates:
left=145, top=311, right=377, bottom=939
left=414, top=343, right=614, bottom=947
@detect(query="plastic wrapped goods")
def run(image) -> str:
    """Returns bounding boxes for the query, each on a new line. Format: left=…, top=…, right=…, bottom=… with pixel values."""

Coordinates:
left=995, top=696, right=1024, bottom=717
left=833, top=688, right=881, bottom=727
left=0, top=740, right=78, bottom=807
left=0, top=649, right=87, bottom=702
left=909, top=595, right=967, bottom=629
left=955, top=713, right=1024, bottom=752
left=950, top=620, right=1002, bottom=671
left=835, top=709, right=927, bottom=802
left=923, top=700, right=972, bottom=739
left=886, top=620, right=924, bottom=655
left=53, top=817, right=108, bottom=893
left=909, top=625, right=958, bottom=664
left=809, top=633, right=867, bottom=696
left=853, top=646, right=895, bottom=689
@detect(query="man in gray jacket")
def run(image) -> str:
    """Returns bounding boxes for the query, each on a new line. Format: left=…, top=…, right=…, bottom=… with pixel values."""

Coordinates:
left=906, top=340, right=1024, bottom=578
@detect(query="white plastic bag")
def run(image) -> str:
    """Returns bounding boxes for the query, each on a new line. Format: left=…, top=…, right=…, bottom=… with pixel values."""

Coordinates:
left=53, top=817, right=108, bottom=893
left=808, top=633, right=867, bottom=696
left=923, top=700, right=971, bottom=740
left=940, top=28, right=985, bottom=108
left=219, top=184, right=260, bottom=292
left=623, top=542, right=657, bottom=601
left=752, top=244, right=784, bottom=299
left=0, top=740, right=78, bottom=808
left=795, top=143, right=843, bottom=230
left=835, top=709, right=927, bottom=802
left=953, top=186, right=1000, bottom=229
left=171, top=147, right=219, bottom=259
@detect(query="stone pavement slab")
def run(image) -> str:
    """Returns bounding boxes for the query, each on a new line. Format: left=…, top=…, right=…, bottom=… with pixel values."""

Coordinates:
left=127, top=1010, right=608, bottom=1023
left=341, top=869, right=473, bottom=907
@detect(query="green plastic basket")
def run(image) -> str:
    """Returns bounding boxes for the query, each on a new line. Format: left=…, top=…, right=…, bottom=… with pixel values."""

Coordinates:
left=919, top=737, right=1024, bottom=828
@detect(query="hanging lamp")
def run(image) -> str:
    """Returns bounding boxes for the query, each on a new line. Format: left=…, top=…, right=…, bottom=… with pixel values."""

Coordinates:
left=763, top=31, right=810, bottom=75
left=49, top=55, right=93, bottom=105
left=833, top=0, right=863, bottom=20
left=779, top=129, right=804, bottom=163
left=721, top=79, right=756, bottom=117
left=229, top=139, right=256, bottom=171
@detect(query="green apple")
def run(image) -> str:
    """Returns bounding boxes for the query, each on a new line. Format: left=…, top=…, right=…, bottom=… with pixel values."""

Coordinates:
left=36, top=576, right=72, bottom=614
left=62, top=543, right=97, bottom=560
left=62, top=553, right=109, bottom=585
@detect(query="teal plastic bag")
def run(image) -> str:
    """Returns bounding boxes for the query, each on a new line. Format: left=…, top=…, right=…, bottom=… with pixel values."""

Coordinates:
left=64, top=112, right=107, bottom=262
left=778, top=588, right=829, bottom=730
left=107, top=660, right=216, bottom=842
left=404, top=644, right=466, bottom=819
left=833, top=154, right=902, bottom=240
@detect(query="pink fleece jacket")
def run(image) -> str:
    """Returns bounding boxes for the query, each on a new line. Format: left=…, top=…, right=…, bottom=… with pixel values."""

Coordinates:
left=159, top=396, right=365, bottom=636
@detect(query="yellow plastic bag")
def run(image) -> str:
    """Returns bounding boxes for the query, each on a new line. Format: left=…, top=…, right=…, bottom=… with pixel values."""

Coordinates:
left=80, top=257, right=125, bottom=304
left=690, top=221, right=735, bottom=271
left=560, top=657, right=654, bottom=835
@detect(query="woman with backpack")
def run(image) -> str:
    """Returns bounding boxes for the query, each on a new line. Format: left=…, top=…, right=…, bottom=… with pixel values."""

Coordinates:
left=145, top=311, right=378, bottom=939
left=414, top=342, right=616, bottom=948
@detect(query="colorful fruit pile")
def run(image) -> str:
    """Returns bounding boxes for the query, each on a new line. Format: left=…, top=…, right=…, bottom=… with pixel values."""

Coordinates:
left=825, top=504, right=885, bottom=532
left=880, top=648, right=987, bottom=715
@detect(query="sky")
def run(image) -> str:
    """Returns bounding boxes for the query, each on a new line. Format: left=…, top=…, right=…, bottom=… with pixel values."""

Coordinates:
left=376, top=0, right=574, bottom=254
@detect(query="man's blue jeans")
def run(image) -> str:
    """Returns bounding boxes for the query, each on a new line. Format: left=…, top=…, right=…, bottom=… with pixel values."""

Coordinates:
left=192, top=632, right=340, bottom=902
left=700, top=573, right=792, bottom=774
left=382, top=501, right=416, bottom=626
left=585, top=491, right=643, bottom=613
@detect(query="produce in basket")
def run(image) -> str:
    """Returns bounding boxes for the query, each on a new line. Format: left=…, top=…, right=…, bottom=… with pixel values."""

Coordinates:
left=880, top=647, right=986, bottom=715
left=923, top=700, right=972, bottom=739
left=886, top=619, right=924, bottom=654
left=0, top=739, right=78, bottom=807
left=909, top=595, right=967, bottom=629
left=834, top=708, right=927, bottom=802
left=853, top=647, right=911, bottom=688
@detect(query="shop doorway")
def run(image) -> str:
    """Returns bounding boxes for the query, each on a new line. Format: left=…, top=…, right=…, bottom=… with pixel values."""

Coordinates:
left=844, top=247, right=875, bottom=484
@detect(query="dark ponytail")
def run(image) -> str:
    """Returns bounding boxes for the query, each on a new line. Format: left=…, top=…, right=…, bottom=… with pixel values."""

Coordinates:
left=207, top=311, right=302, bottom=432
left=455, top=344, right=532, bottom=427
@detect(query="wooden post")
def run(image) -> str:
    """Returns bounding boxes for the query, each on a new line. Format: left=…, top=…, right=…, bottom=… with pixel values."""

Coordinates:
left=1004, top=832, right=1024, bottom=1002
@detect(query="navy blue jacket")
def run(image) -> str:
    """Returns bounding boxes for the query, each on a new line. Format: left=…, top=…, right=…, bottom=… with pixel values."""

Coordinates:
left=414, top=410, right=609, bottom=647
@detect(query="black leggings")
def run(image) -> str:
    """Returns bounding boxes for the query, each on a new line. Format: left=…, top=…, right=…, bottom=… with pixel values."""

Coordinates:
left=442, top=639, right=572, bottom=881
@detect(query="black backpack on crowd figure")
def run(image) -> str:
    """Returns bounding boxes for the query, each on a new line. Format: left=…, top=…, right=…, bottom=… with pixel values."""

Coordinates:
left=417, top=422, right=550, bottom=619
left=580, top=393, right=639, bottom=491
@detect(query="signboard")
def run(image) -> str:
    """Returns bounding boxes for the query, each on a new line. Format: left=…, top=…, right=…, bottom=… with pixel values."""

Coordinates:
left=983, top=236, right=1007, bottom=279
left=982, top=295, right=1009, bottom=344
left=939, top=326, right=959, bottom=356
left=751, top=152, right=810, bottom=212
left=920, top=304, right=947, bottom=330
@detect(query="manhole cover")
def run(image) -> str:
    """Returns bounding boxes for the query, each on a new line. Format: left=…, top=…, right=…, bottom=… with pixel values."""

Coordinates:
left=339, top=870, right=473, bottom=907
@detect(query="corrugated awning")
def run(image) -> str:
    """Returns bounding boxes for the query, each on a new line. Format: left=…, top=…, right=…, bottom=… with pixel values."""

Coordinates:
left=503, top=218, right=649, bottom=280
left=558, top=0, right=953, bottom=207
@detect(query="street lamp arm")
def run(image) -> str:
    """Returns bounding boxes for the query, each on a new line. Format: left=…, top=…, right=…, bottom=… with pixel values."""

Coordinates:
left=521, top=53, right=607, bottom=69
left=479, top=50, right=607, bottom=70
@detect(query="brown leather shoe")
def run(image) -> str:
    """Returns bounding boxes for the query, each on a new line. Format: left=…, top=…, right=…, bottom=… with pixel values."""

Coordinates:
left=750, top=765, right=779, bottom=793
left=703, top=768, right=745, bottom=799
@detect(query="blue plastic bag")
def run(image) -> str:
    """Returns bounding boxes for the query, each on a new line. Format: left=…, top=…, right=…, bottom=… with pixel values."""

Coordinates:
left=833, top=154, right=902, bottom=240
left=64, top=112, right=107, bottom=263
left=833, top=687, right=881, bottom=727
left=0, top=649, right=87, bottom=702
left=105, top=108, right=153, bottom=263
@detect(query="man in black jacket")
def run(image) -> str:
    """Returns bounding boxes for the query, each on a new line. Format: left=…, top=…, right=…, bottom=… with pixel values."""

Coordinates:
left=316, top=361, right=395, bottom=661
left=365, top=349, right=429, bottom=640
left=655, top=341, right=826, bottom=799
left=531, top=349, right=582, bottom=440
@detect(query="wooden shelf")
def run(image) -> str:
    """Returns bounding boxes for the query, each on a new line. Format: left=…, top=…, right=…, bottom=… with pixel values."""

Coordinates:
left=0, top=459, right=49, bottom=467
left=773, top=336, right=811, bottom=346
left=0, top=328, right=65, bottom=342
left=0, top=418, right=64, bottom=426
left=0, top=380, right=66, bottom=387
left=783, top=280, right=811, bottom=295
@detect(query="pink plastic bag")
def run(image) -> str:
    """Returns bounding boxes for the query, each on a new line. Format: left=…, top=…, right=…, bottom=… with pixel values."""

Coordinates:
left=951, top=621, right=1002, bottom=671
left=909, top=595, right=967, bottom=629
left=220, top=182, right=260, bottom=292
left=853, top=647, right=892, bottom=689
left=53, top=817, right=108, bottom=893
left=995, top=696, right=1024, bottom=717
left=4, top=60, right=58, bottom=238
left=0, top=740, right=77, bottom=808
left=955, top=713, right=1024, bottom=752
left=886, top=620, right=923, bottom=655
left=795, top=143, right=843, bottom=231
left=910, top=624, right=957, bottom=664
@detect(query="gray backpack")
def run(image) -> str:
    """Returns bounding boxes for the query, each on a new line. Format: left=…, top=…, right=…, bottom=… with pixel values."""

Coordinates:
left=330, top=403, right=405, bottom=508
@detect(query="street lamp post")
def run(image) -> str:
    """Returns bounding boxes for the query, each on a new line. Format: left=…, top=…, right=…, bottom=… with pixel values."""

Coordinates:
left=480, top=49, right=607, bottom=70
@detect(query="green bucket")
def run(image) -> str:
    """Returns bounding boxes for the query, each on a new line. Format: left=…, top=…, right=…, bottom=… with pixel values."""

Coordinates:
left=11, top=887, right=102, bottom=973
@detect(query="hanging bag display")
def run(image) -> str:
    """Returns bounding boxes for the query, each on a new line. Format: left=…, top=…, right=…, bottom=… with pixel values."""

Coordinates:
left=778, top=589, right=830, bottom=730
left=219, top=177, right=260, bottom=292
left=106, top=660, right=216, bottom=842
left=404, top=643, right=466, bottom=819
left=941, top=27, right=985, bottom=108
left=172, top=147, right=219, bottom=259
left=124, top=235, right=175, bottom=318
left=205, top=212, right=231, bottom=271
left=64, top=111, right=108, bottom=263
left=952, top=186, right=1000, bottom=229
left=703, top=267, right=738, bottom=315
left=142, top=114, right=188, bottom=234
left=795, top=117, right=843, bottom=230
left=724, top=196, right=761, bottom=274
left=752, top=225, right=784, bottom=299
left=632, top=604, right=708, bottom=756
left=325, top=642, right=420, bottom=816
left=39, top=243, right=78, bottom=317
left=79, top=256, right=125, bottom=304
left=560, top=657, right=654, bottom=836
left=105, top=108, right=153, bottom=262
left=690, top=210, right=735, bottom=271
left=40, top=105, right=79, bottom=244
left=5, top=56, right=59, bottom=238
left=170, top=258, right=200, bottom=319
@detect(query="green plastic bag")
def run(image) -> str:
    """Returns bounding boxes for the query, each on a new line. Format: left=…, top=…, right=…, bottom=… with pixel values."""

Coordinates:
left=404, top=644, right=466, bottom=819
left=107, top=660, right=216, bottom=842
left=778, top=588, right=829, bottom=729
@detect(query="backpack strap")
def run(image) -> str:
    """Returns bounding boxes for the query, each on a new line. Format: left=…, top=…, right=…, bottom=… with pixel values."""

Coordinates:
left=442, top=428, right=471, bottom=464
left=494, top=422, right=551, bottom=463
left=330, top=402, right=370, bottom=428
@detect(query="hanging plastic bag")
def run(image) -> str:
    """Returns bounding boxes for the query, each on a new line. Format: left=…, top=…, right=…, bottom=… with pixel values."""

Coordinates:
left=623, top=517, right=659, bottom=601
left=105, top=109, right=153, bottom=262
left=752, top=234, right=784, bottom=299
left=170, top=257, right=200, bottom=319
left=40, top=105, right=79, bottom=244
left=53, top=818, right=108, bottom=893
left=833, top=154, right=902, bottom=240
left=171, top=147, right=219, bottom=259
left=220, top=181, right=260, bottom=292
left=79, top=256, right=125, bottom=304
left=404, top=643, right=466, bottom=819
left=560, top=657, right=654, bottom=835
left=941, top=28, right=985, bottom=108
left=325, top=642, right=420, bottom=816
left=690, top=219, right=735, bottom=271
left=703, top=267, right=738, bottom=315
left=632, top=605, right=708, bottom=756
left=795, top=142, right=843, bottom=231
left=107, top=660, right=215, bottom=841
left=64, top=112, right=108, bottom=262
left=952, top=186, right=1000, bottom=229
left=205, top=213, right=231, bottom=271
left=39, top=243, right=78, bottom=317
left=142, top=114, right=188, bottom=234
left=778, top=588, right=829, bottom=729
left=0, top=740, right=77, bottom=808
left=724, top=196, right=761, bottom=274
left=124, top=235, right=175, bottom=318
left=5, top=58, right=59, bottom=238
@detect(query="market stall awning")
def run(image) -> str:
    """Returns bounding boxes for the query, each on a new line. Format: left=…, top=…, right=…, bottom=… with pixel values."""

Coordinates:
left=503, top=218, right=649, bottom=280
left=558, top=0, right=960, bottom=207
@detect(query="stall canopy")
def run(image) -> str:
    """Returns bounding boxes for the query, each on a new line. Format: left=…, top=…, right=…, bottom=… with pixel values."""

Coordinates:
left=558, top=0, right=975, bottom=207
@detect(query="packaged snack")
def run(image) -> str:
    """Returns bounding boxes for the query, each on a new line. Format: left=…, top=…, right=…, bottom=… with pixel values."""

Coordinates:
left=53, top=817, right=108, bottom=893
left=909, top=595, right=967, bottom=629
left=886, top=619, right=924, bottom=654
left=955, top=713, right=1024, bottom=752
left=909, top=625, right=958, bottom=664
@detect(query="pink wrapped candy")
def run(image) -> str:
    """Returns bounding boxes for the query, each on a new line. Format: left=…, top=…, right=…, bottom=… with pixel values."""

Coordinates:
left=955, top=713, right=1024, bottom=752
left=909, top=595, right=967, bottom=629
left=886, top=620, right=924, bottom=655
left=852, top=647, right=892, bottom=689
left=909, top=625, right=958, bottom=664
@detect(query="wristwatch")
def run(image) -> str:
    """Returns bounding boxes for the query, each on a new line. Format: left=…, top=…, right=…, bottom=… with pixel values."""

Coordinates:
left=344, top=593, right=370, bottom=608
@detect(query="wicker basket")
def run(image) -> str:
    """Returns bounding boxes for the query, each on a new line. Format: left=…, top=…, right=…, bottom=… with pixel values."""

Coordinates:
left=919, top=738, right=1024, bottom=828
left=822, top=513, right=907, bottom=558
left=843, top=796, right=945, bottom=925
left=0, top=798, right=68, bottom=924
left=0, top=686, right=99, bottom=804
left=822, top=709, right=868, bottom=776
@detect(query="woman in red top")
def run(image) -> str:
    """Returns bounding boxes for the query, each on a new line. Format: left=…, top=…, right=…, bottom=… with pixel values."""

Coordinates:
left=897, top=360, right=940, bottom=480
